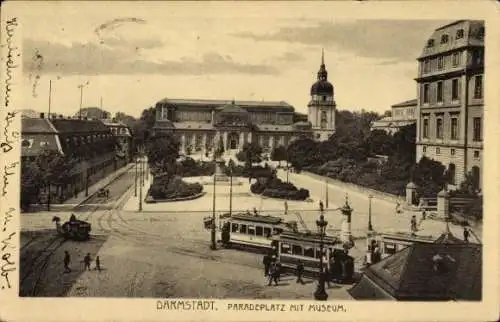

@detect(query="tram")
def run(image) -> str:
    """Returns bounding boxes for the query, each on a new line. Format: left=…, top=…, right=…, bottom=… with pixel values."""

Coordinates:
left=215, top=212, right=297, bottom=252
left=371, top=231, right=436, bottom=259
left=272, top=231, right=352, bottom=280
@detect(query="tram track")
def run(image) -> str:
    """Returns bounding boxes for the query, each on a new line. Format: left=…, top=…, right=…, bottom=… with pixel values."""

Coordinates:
left=20, top=169, right=135, bottom=297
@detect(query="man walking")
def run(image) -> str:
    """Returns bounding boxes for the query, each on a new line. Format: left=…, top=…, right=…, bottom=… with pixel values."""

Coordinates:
left=95, top=256, right=101, bottom=272
left=296, top=260, right=305, bottom=284
left=83, top=253, right=92, bottom=271
left=267, top=261, right=279, bottom=286
left=262, top=254, right=271, bottom=277
left=463, top=227, right=470, bottom=243
left=63, top=251, right=71, bottom=273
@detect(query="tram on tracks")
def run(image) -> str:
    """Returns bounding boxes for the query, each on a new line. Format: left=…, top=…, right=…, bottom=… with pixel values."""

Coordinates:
left=271, top=231, right=351, bottom=277
left=368, top=230, right=436, bottom=260
left=210, top=212, right=297, bottom=252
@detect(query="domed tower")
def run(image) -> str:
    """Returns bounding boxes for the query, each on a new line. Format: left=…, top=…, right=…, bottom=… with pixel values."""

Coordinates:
left=308, top=49, right=336, bottom=141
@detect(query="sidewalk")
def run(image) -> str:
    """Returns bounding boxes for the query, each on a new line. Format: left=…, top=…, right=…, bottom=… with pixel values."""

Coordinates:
left=44, top=163, right=135, bottom=211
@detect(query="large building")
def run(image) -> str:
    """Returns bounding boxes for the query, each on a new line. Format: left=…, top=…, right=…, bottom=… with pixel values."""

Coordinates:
left=415, top=20, right=484, bottom=189
left=21, top=113, right=118, bottom=203
left=153, top=52, right=336, bottom=154
left=371, top=99, right=417, bottom=134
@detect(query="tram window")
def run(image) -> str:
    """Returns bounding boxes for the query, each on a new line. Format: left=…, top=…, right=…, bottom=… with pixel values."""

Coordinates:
left=239, top=224, right=247, bottom=234
left=256, top=226, right=263, bottom=236
left=281, top=243, right=291, bottom=254
left=292, top=245, right=303, bottom=256
left=231, top=223, right=239, bottom=233
left=248, top=225, right=255, bottom=236
left=264, top=227, right=271, bottom=237
left=304, top=247, right=314, bottom=258
left=384, top=243, right=396, bottom=255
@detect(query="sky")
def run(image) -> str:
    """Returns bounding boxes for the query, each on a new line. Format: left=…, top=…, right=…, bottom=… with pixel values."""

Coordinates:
left=18, top=2, right=453, bottom=118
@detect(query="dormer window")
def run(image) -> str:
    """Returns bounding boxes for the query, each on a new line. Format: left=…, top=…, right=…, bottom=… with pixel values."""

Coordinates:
left=456, top=29, right=464, bottom=39
left=427, top=39, right=435, bottom=47
left=478, top=26, right=485, bottom=40
left=440, top=34, right=449, bottom=44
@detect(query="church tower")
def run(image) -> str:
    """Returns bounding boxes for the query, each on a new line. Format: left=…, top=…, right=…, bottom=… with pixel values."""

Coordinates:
left=308, top=49, right=336, bottom=141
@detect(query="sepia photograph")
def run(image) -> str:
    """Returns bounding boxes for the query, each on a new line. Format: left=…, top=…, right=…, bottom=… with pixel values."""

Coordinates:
left=1, top=1, right=498, bottom=321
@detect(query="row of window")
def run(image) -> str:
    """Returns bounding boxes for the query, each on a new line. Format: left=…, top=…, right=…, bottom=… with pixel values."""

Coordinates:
left=64, top=133, right=112, bottom=146
left=422, top=116, right=481, bottom=141
left=422, top=49, right=484, bottom=75
left=426, top=26, right=484, bottom=48
left=422, top=146, right=481, bottom=159
left=422, top=75, right=482, bottom=104
left=280, top=243, right=328, bottom=259
left=163, top=109, right=295, bottom=125
left=230, top=223, right=281, bottom=237
left=392, top=108, right=416, bottom=119
left=110, top=127, right=129, bottom=135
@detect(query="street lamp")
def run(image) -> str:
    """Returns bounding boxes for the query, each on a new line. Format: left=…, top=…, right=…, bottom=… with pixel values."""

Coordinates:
left=138, top=156, right=143, bottom=212
left=368, top=194, right=373, bottom=231
left=210, top=134, right=220, bottom=250
left=229, top=161, right=233, bottom=216
left=78, top=81, right=90, bottom=119
left=134, top=157, right=138, bottom=197
left=325, top=178, right=329, bottom=209
left=314, top=212, right=329, bottom=301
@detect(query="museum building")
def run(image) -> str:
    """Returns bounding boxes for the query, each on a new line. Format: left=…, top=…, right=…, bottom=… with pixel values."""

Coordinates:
left=153, top=51, right=337, bottom=154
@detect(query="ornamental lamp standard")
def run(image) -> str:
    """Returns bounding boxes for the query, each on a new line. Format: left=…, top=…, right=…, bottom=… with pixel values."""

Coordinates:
left=313, top=211, right=329, bottom=301
left=210, top=135, right=220, bottom=250
left=368, top=194, right=374, bottom=232
left=229, top=161, right=233, bottom=216
left=134, top=156, right=138, bottom=197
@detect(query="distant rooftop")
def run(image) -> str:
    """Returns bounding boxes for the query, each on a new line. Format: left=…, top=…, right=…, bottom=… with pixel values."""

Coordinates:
left=157, top=98, right=294, bottom=109
left=391, top=99, right=417, bottom=108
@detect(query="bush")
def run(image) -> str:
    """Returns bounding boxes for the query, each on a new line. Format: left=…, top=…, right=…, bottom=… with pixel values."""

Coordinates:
left=176, top=157, right=214, bottom=177
left=149, top=175, right=203, bottom=200
left=251, top=176, right=309, bottom=200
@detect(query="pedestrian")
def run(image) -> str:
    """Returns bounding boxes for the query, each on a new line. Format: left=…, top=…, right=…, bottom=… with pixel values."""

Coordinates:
left=395, top=200, right=401, bottom=214
left=410, top=215, right=417, bottom=232
left=83, top=253, right=92, bottom=271
left=373, top=246, right=381, bottom=264
left=95, top=256, right=101, bottom=272
left=296, top=260, right=305, bottom=284
left=267, top=262, right=279, bottom=286
left=422, top=209, right=427, bottom=221
left=319, top=201, right=324, bottom=213
left=463, top=227, right=470, bottom=243
left=276, top=260, right=282, bottom=282
left=262, top=254, right=271, bottom=277
left=284, top=201, right=288, bottom=215
left=63, top=251, right=71, bottom=273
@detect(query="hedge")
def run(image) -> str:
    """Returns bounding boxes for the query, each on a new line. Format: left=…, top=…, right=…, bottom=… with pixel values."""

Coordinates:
left=250, top=176, right=309, bottom=201
left=149, top=175, right=203, bottom=200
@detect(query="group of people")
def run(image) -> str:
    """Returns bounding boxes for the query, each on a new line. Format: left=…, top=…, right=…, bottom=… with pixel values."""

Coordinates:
left=365, top=240, right=382, bottom=267
left=63, top=251, right=102, bottom=273
left=262, top=254, right=282, bottom=286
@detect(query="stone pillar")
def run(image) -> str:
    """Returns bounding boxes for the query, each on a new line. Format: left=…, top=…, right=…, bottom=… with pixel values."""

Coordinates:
left=181, top=133, right=186, bottom=153
left=239, top=132, right=245, bottom=149
left=270, top=135, right=275, bottom=150
left=437, top=189, right=450, bottom=220
left=247, top=133, right=252, bottom=143
left=280, top=135, right=285, bottom=146
left=340, top=195, right=353, bottom=248
left=211, top=110, right=215, bottom=124
left=202, top=133, right=207, bottom=153
left=406, top=182, right=417, bottom=205
left=223, top=132, right=228, bottom=152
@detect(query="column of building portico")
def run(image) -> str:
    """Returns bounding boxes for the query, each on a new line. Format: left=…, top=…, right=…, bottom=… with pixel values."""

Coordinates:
left=270, top=135, right=275, bottom=150
left=239, top=132, right=245, bottom=150
left=247, top=132, right=252, bottom=144
left=202, top=133, right=207, bottom=155
left=181, top=133, right=186, bottom=154
left=223, top=132, right=228, bottom=156
left=280, top=135, right=285, bottom=147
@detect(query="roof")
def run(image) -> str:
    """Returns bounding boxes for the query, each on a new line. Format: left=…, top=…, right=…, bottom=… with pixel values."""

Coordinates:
left=348, top=274, right=395, bottom=300
left=50, top=119, right=110, bottom=134
left=256, top=124, right=295, bottom=132
left=217, top=101, right=249, bottom=114
left=419, top=20, right=484, bottom=60
left=157, top=98, right=294, bottom=110
left=230, top=213, right=284, bottom=225
left=74, top=107, right=110, bottom=119
left=391, top=99, right=417, bottom=108
left=21, top=118, right=58, bottom=134
left=360, top=243, right=482, bottom=301
left=21, top=134, right=61, bottom=157
left=278, top=230, right=340, bottom=246
left=172, top=122, right=214, bottom=131
left=434, top=232, right=465, bottom=244
left=101, top=119, right=128, bottom=127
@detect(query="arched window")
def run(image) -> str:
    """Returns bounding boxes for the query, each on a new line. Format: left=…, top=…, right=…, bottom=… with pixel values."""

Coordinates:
left=320, top=111, right=328, bottom=129
left=448, top=163, right=456, bottom=185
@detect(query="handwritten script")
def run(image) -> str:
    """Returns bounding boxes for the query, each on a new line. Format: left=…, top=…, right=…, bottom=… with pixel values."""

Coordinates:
left=1, top=17, right=20, bottom=291
left=4, top=18, right=19, bottom=108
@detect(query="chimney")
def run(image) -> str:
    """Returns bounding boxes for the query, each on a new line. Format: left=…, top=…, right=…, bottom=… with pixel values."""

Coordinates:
left=59, top=114, right=64, bottom=119
left=40, top=112, right=45, bottom=119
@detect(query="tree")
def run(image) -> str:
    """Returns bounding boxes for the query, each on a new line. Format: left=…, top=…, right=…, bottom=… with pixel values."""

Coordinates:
left=411, top=156, right=447, bottom=197
left=270, top=145, right=287, bottom=167
left=383, top=110, right=392, bottom=117
left=392, top=124, right=416, bottom=162
left=236, top=142, right=262, bottom=167
left=365, top=129, right=394, bottom=156
left=132, top=107, right=157, bottom=150
left=146, top=133, right=180, bottom=180
left=286, top=138, right=321, bottom=171
left=114, top=112, right=137, bottom=129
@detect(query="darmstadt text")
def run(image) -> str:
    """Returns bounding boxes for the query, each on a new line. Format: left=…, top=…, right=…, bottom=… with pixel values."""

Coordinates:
left=157, top=300, right=217, bottom=311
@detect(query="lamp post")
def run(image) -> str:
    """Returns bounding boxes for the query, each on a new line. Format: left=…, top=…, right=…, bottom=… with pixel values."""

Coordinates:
left=134, top=156, right=138, bottom=197
left=229, top=162, right=233, bottom=216
left=210, top=135, right=219, bottom=250
left=78, top=81, right=90, bottom=119
left=325, top=178, right=329, bottom=209
left=139, top=156, right=143, bottom=212
left=314, top=211, right=329, bottom=301
left=368, top=194, right=373, bottom=231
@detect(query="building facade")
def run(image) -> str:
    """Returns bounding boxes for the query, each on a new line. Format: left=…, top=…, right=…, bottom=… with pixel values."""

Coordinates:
left=102, top=119, right=134, bottom=164
left=371, top=99, right=417, bottom=134
left=415, top=20, right=484, bottom=189
left=153, top=52, right=336, bottom=155
left=307, top=50, right=337, bottom=141
left=21, top=113, right=117, bottom=203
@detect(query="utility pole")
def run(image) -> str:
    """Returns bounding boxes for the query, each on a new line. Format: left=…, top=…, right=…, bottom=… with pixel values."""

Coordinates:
left=48, top=80, right=52, bottom=118
left=78, top=81, right=89, bottom=119
left=139, top=156, right=143, bottom=212
left=229, top=165, right=233, bottom=216
left=134, top=157, right=138, bottom=197
left=368, top=195, right=373, bottom=231
left=210, top=135, right=218, bottom=250
left=325, top=178, right=329, bottom=209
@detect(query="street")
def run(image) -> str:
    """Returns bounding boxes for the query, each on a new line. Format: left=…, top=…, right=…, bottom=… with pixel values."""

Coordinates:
left=20, top=164, right=467, bottom=299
